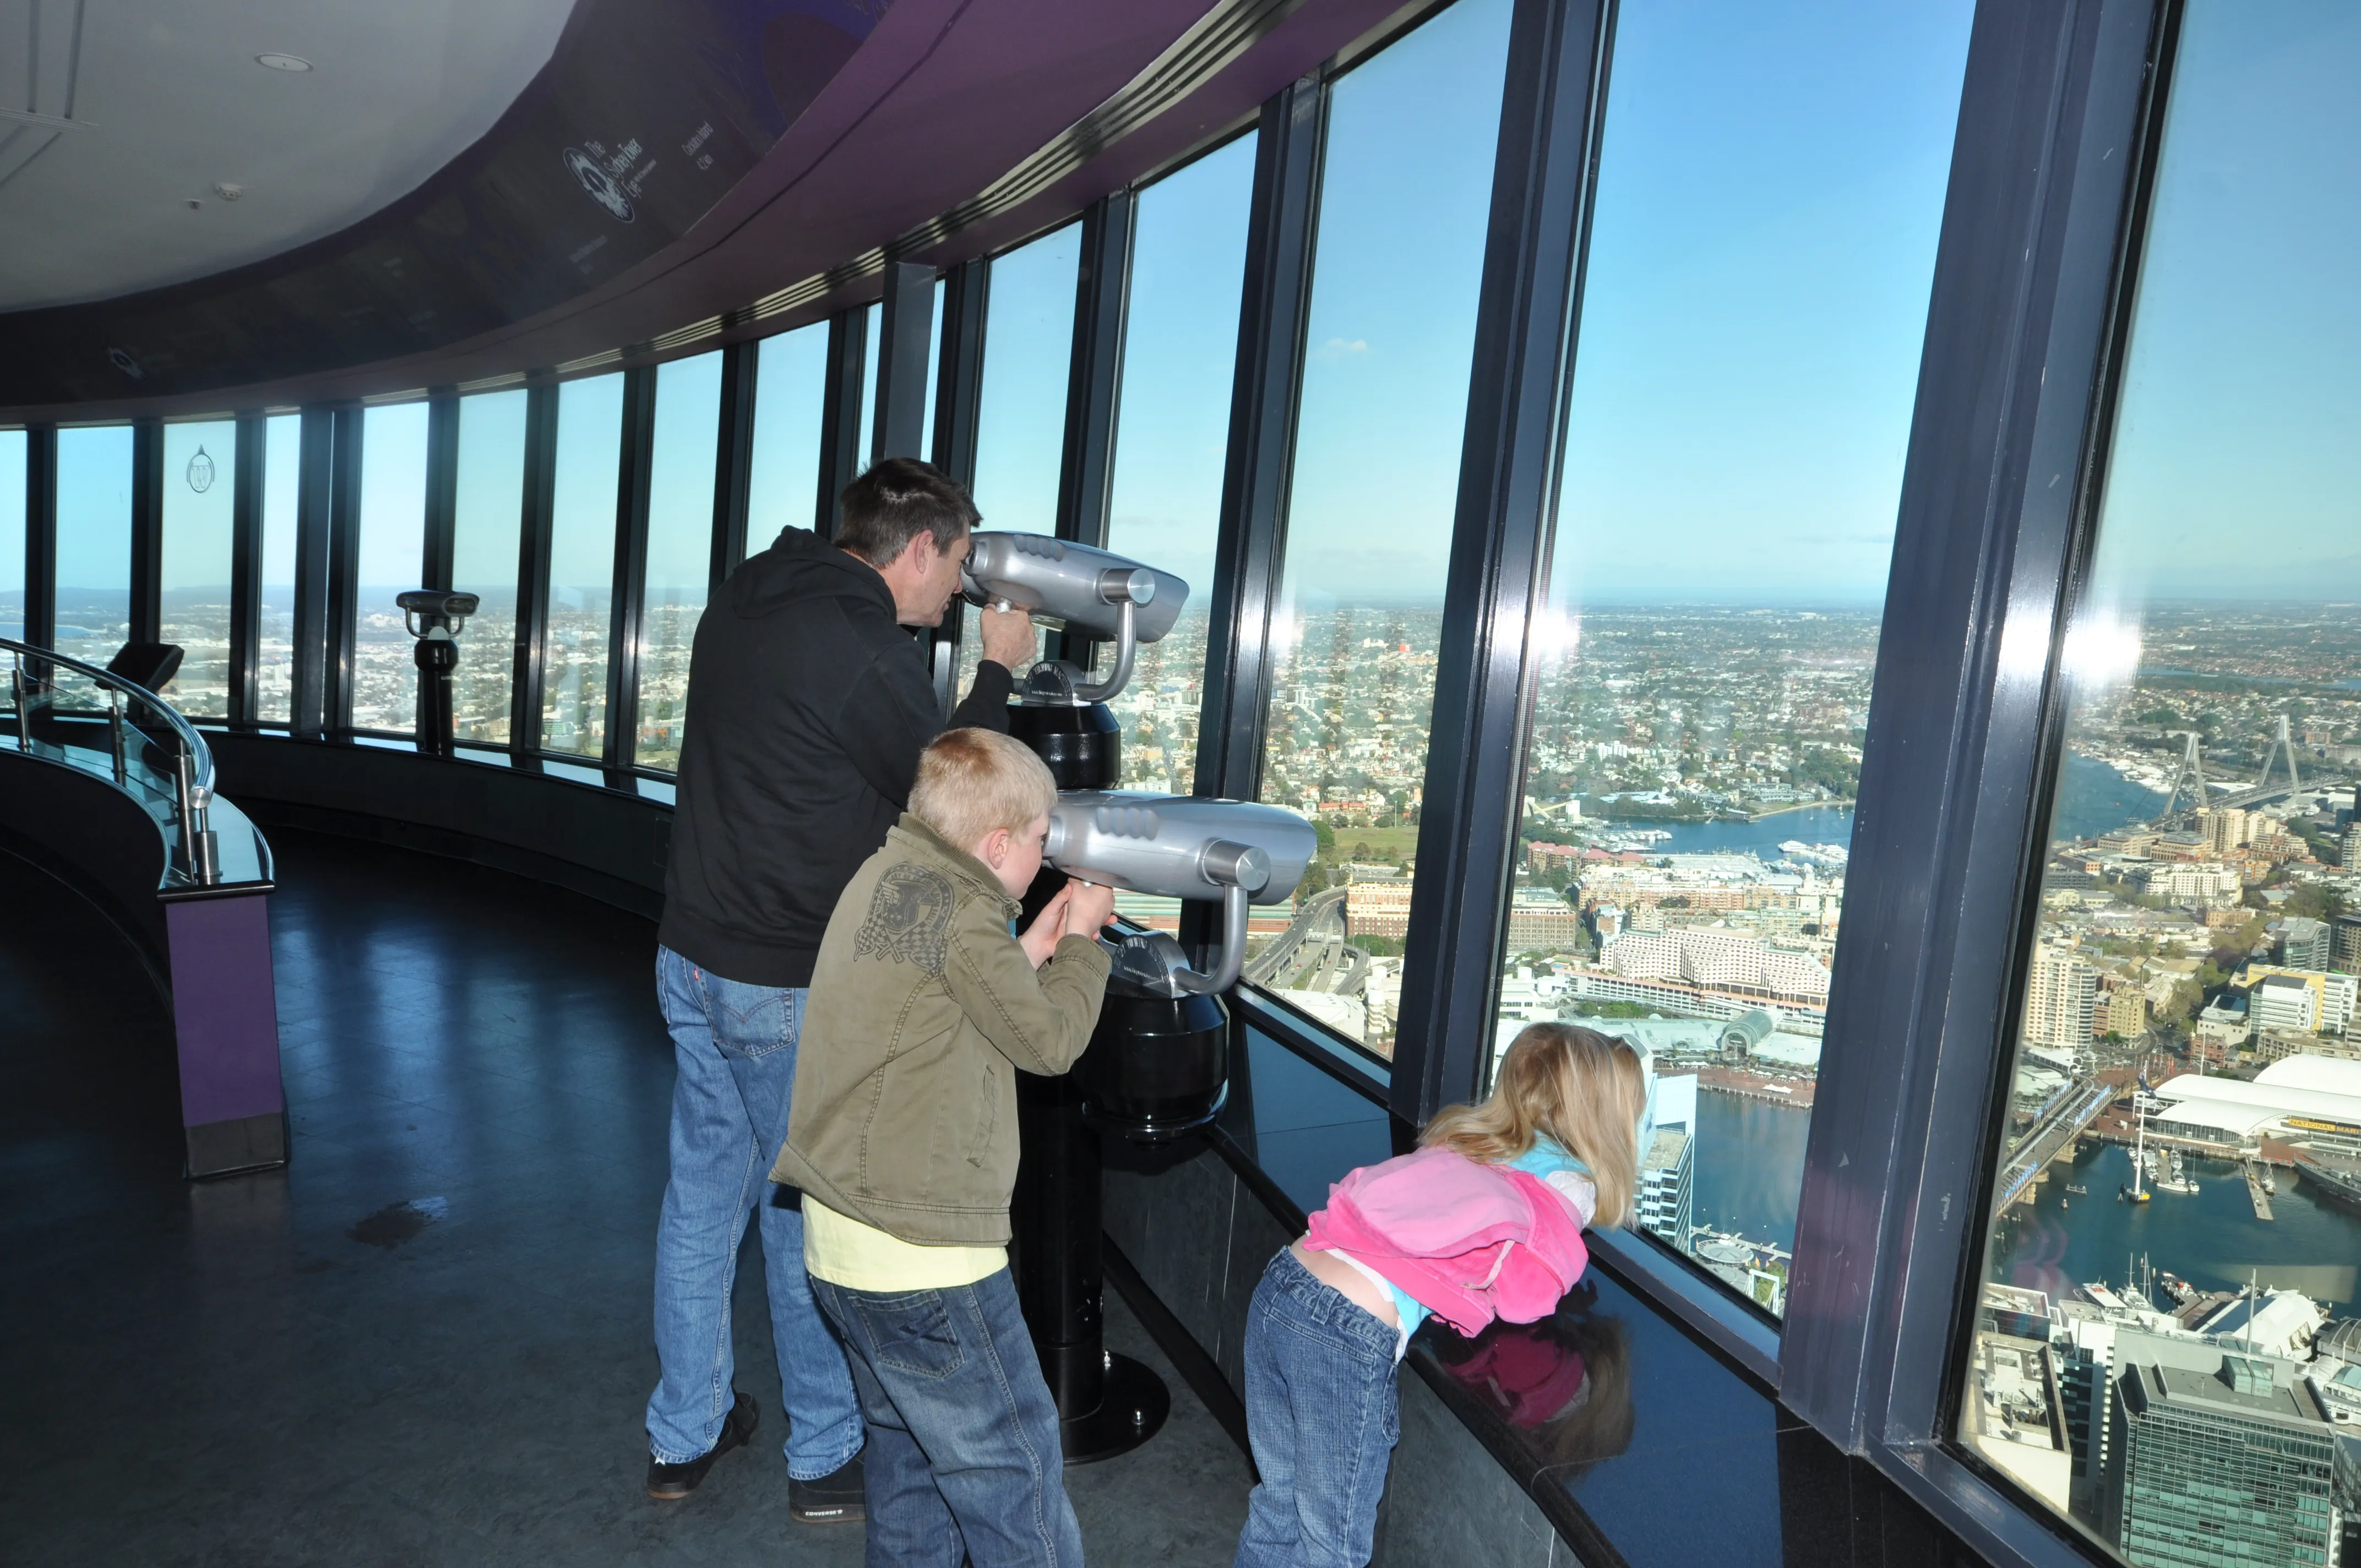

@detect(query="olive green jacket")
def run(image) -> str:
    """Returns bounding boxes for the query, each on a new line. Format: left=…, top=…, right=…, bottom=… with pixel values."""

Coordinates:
left=773, top=814, right=1111, bottom=1246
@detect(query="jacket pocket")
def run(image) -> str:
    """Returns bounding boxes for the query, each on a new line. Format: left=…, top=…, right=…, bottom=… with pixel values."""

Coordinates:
left=850, top=1290, right=965, bottom=1379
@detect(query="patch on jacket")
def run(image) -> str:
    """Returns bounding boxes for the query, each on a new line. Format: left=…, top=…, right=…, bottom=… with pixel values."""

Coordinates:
left=854, top=864, right=956, bottom=973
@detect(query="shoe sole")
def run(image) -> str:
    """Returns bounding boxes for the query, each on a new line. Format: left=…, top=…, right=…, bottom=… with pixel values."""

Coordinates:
left=789, top=1505, right=866, bottom=1524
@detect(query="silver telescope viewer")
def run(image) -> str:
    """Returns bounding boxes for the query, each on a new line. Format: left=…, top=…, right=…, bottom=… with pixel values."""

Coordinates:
left=1045, top=792, right=1317, bottom=998
left=960, top=533, right=1189, bottom=705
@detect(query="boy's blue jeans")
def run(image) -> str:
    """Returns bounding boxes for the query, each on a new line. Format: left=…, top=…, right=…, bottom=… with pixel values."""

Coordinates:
left=811, top=1267, right=1085, bottom=1568
left=1234, top=1249, right=1402, bottom=1568
left=645, top=947, right=864, bottom=1478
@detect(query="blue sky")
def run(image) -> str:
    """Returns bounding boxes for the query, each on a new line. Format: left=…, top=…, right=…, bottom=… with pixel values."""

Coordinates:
left=970, top=224, right=1080, bottom=532
left=2085, top=0, right=2361, bottom=604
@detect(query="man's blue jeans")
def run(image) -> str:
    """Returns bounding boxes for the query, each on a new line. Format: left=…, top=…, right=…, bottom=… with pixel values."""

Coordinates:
left=646, top=947, right=863, bottom=1478
left=1234, top=1249, right=1402, bottom=1568
left=811, top=1267, right=1085, bottom=1568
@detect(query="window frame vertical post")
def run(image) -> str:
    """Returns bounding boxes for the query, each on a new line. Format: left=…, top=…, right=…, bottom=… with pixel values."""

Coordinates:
left=875, top=260, right=939, bottom=462
left=289, top=406, right=336, bottom=740
left=422, top=391, right=459, bottom=591
left=1194, top=79, right=1324, bottom=807
left=1392, top=0, right=1615, bottom=1125
left=323, top=406, right=363, bottom=737
left=129, top=418, right=162, bottom=648
left=814, top=308, right=868, bottom=542
left=712, top=341, right=757, bottom=594
left=1056, top=190, right=1134, bottom=554
left=926, top=259, right=991, bottom=714
left=1775, top=2, right=2174, bottom=1564
left=25, top=426, right=56, bottom=651
left=228, top=412, right=264, bottom=727
left=510, top=384, right=558, bottom=760
left=606, top=366, right=656, bottom=772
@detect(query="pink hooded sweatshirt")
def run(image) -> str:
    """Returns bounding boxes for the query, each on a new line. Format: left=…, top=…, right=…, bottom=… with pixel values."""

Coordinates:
left=1301, top=1145, right=1591, bottom=1338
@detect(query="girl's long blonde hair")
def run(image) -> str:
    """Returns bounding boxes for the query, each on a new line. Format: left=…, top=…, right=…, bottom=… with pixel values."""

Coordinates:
left=1419, top=1023, right=1648, bottom=1229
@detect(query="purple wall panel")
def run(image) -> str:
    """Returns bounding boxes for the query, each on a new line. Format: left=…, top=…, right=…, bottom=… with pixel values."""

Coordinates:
left=164, top=896, right=286, bottom=1129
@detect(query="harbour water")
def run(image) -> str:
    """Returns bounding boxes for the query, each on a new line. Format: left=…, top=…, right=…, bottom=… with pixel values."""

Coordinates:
left=1693, top=1091, right=1810, bottom=1256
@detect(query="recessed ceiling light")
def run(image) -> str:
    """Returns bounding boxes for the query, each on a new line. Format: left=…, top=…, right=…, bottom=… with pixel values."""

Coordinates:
left=254, top=53, right=313, bottom=72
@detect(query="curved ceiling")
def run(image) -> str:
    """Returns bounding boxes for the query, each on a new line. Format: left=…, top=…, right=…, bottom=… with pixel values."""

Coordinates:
left=0, top=0, right=579, bottom=310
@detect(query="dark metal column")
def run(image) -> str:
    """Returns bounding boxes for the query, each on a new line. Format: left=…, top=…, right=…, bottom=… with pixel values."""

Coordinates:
left=509, top=384, right=559, bottom=759
left=606, top=367, right=656, bottom=771
left=874, top=261, right=938, bottom=462
left=288, top=407, right=336, bottom=739
left=814, top=309, right=869, bottom=541
left=227, top=413, right=264, bottom=726
left=25, top=427, right=56, bottom=651
left=927, top=259, right=992, bottom=714
left=422, top=392, right=459, bottom=590
left=1193, top=79, right=1323, bottom=806
left=129, top=419, right=163, bottom=648
left=1393, top=0, right=1614, bottom=1124
left=711, top=341, right=757, bottom=592
left=322, top=406, right=363, bottom=735
left=1056, top=192, right=1134, bottom=552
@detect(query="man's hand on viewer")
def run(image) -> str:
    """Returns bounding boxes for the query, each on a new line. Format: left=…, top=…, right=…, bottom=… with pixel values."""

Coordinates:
left=977, top=604, right=1036, bottom=671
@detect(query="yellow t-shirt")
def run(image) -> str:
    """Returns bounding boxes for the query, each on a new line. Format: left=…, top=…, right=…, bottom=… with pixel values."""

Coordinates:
left=802, top=1197, right=1007, bottom=1291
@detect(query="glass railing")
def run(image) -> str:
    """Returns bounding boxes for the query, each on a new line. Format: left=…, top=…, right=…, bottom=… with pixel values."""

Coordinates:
left=2, top=637, right=271, bottom=892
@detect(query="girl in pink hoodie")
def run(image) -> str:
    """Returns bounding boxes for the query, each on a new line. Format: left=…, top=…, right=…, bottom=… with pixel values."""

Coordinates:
left=1231, top=1023, right=1647, bottom=1568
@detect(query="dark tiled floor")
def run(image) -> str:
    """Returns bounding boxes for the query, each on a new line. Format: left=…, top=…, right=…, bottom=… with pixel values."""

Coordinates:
left=0, top=832, right=1250, bottom=1565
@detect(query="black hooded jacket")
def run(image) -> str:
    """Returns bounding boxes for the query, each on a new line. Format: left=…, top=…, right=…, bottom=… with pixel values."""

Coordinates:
left=657, top=527, right=1012, bottom=987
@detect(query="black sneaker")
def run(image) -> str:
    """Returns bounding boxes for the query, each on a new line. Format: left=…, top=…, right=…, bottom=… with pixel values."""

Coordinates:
left=646, top=1392, right=759, bottom=1501
left=788, top=1452, right=866, bottom=1524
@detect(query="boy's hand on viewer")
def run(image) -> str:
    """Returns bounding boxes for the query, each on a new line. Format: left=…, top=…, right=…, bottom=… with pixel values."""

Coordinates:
left=1063, top=879, right=1117, bottom=939
left=1020, top=885, right=1074, bottom=970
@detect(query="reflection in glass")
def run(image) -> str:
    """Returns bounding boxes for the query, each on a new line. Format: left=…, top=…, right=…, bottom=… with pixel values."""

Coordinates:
left=1103, top=137, right=1255, bottom=795
left=1498, top=0, right=1970, bottom=1319
left=1, top=431, right=25, bottom=643
left=255, top=415, right=300, bottom=725
left=453, top=391, right=525, bottom=744
left=1248, top=0, right=1513, bottom=1058
left=1963, top=6, right=2361, bottom=1560
left=352, top=403, right=429, bottom=732
left=53, top=426, right=133, bottom=671
left=639, top=352, right=721, bottom=771
left=543, top=374, right=622, bottom=756
left=748, top=323, right=828, bottom=546
left=160, top=421, right=237, bottom=717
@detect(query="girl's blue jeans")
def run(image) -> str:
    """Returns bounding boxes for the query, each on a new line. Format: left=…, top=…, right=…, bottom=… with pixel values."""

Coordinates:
left=1234, top=1248, right=1403, bottom=1567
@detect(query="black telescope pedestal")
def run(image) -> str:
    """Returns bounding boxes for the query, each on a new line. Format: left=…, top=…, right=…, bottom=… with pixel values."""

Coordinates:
left=1010, top=977, right=1230, bottom=1463
left=413, top=635, right=458, bottom=759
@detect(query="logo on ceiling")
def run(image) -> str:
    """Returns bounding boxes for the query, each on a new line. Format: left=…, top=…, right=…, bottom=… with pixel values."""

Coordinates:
left=186, top=447, right=216, bottom=494
left=563, top=145, right=637, bottom=224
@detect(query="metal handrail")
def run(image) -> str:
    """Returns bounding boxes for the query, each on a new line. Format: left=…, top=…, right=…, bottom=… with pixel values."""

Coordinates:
left=4, top=635, right=224, bottom=886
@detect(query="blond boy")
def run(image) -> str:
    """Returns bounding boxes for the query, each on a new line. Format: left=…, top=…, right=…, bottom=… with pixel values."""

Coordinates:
left=775, top=727, right=1113, bottom=1567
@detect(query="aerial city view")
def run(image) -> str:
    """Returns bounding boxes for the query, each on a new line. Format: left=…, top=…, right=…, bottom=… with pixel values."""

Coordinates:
left=1960, top=600, right=2361, bottom=1560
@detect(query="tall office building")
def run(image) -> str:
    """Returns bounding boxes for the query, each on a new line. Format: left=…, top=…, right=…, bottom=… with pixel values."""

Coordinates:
left=2101, top=1346, right=2343, bottom=1567
left=1638, top=1072, right=1698, bottom=1249
left=2025, top=945, right=2100, bottom=1050
left=2336, top=914, right=2361, bottom=976
left=2282, top=916, right=2332, bottom=971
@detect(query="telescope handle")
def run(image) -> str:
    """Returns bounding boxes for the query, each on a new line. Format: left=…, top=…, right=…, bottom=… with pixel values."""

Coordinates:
left=1070, top=597, right=1136, bottom=704
left=1174, top=883, right=1251, bottom=997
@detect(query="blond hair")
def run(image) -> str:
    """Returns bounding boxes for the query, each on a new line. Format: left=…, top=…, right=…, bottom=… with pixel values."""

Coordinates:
left=911, top=728, right=1057, bottom=853
left=1420, top=1023, right=1647, bottom=1229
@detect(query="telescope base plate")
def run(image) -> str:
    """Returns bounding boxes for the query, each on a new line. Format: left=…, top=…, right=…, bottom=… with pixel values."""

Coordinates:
left=1053, top=1351, right=1170, bottom=1465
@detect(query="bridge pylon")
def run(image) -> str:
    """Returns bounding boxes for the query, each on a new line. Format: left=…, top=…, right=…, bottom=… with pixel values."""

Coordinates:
left=2254, top=711, right=2303, bottom=793
left=2156, top=731, right=2208, bottom=821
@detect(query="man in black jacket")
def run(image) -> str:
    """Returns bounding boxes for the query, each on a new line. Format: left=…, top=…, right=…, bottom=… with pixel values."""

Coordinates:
left=643, top=458, right=1034, bottom=1518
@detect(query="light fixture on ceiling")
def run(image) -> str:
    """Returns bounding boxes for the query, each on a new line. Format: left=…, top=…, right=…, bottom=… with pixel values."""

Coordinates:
left=215, top=183, right=244, bottom=202
left=254, top=53, right=313, bottom=72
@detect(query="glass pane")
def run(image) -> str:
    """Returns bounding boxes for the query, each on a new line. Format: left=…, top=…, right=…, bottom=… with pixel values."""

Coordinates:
left=1963, top=3, right=2361, bottom=1555
left=255, top=416, right=300, bottom=724
left=856, top=303, right=882, bottom=473
left=971, top=225, right=1078, bottom=533
left=159, top=421, right=236, bottom=717
left=952, top=223, right=1084, bottom=701
left=1499, top=0, right=1971, bottom=1320
left=639, top=351, right=721, bottom=771
left=748, top=323, right=828, bottom=547
left=453, top=390, right=525, bottom=744
left=921, top=276, right=945, bottom=460
left=1249, top=0, right=1514, bottom=1058
left=53, top=425, right=133, bottom=671
left=543, top=373, right=621, bottom=756
left=0, top=430, right=24, bottom=643
left=352, top=402, right=429, bottom=732
left=1103, top=137, right=1255, bottom=794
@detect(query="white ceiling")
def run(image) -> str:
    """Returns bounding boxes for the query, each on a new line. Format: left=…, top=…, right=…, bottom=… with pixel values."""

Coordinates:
left=0, top=0, right=579, bottom=311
